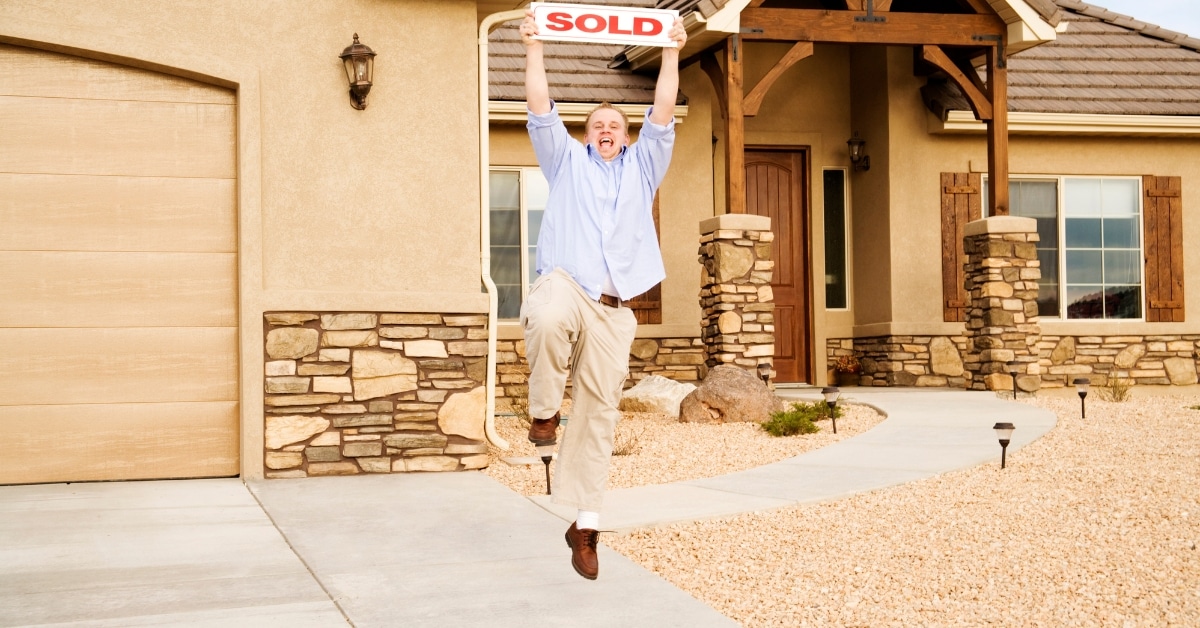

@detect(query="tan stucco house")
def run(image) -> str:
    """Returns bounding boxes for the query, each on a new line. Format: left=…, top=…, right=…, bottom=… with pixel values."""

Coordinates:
left=2, top=0, right=1196, bottom=485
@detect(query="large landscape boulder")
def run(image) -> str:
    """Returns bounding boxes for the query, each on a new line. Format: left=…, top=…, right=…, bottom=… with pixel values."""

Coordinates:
left=620, top=375, right=696, bottom=417
left=679, top=365, right=782, bottom=424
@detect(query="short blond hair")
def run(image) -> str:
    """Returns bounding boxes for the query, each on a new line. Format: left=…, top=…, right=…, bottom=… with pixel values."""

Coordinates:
left=585, top=101, right=629, bottom=130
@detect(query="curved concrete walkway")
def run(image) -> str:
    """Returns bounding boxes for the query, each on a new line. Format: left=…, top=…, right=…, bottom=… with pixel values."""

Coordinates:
left=0, top=389, right=1055, bottom=628
left=531, top=387, right=1057, bottom=531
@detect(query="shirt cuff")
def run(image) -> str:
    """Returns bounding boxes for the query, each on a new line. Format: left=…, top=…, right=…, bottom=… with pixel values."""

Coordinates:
left=527, top=100, right=560, bottom=127
left=639, top=106, right=675, bottom=139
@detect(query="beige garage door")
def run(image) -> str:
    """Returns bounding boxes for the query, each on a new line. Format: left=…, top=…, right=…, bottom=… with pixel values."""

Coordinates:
left=0, top=44, right=239, bottom=484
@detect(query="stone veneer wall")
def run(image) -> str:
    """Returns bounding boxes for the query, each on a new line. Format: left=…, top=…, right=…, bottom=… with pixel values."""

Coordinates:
left=698, top=214, right=776, bottom=380
left=263, top=313, right=489, bottom=478
left=827, top=335, right=1200, bottom=389
left=493, top=336, right=705, bottom=409
left=827, top=336, right=968, bottom=387
left=961, top=217, right=1043, bottom=392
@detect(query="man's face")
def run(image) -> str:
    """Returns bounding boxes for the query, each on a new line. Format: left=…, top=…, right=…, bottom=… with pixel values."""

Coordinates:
left=585, top=108, right=628, bottom=162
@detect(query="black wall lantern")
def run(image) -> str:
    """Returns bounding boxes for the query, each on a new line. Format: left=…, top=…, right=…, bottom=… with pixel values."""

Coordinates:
left=847, top=132, right=870, bottom=171
left=340, top=33, right=376, bottom=110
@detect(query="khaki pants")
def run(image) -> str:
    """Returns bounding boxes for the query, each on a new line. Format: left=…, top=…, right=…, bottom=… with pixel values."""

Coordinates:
left=521, top=269, right=638, bottom=511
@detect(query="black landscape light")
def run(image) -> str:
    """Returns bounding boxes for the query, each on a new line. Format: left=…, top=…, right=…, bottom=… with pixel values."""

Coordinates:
left=993, top=422, right=1015, bottom=469
left=757, top=362, right=771, bottom=386
left=1007, top=360, right=1020, bottom=399
left=1073, top=377, right=1090, bottom=419
left=535, top=444, right=554, bottom=495
left=822, top=386, right=841, bottom=434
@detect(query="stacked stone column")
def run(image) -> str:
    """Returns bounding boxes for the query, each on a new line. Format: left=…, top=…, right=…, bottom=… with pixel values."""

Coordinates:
left=962, top=216, right=1043, bottom=392
left=697, top=214, right=775, bottom=381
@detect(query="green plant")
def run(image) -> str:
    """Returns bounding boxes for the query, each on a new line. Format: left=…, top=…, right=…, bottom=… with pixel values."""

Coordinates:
left=761, top=401, right=844, bottom=437
left=1098, top=375, right=1133, bottom=403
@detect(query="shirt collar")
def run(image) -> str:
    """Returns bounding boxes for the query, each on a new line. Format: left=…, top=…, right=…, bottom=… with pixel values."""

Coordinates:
left=586, top=143, right=628, bottom=164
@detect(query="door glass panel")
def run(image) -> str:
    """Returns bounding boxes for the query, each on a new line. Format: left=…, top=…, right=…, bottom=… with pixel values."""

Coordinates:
left=823, top=169, right=847, bottom=309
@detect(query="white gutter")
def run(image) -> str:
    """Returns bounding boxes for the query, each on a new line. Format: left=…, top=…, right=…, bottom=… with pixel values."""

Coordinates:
left=932, top=109, right=1200, bottom=137
left=478, top=9, right=526, bottom=451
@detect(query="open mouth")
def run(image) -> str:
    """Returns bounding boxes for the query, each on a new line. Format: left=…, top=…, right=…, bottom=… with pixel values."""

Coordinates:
left=599, top=138, right=613, bottom=147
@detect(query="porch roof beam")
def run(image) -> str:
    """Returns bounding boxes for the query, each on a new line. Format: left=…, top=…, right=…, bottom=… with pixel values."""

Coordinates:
left=740, top=9, right=1005, bottom=47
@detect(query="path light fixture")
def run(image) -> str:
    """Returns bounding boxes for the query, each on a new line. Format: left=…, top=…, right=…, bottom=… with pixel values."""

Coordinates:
left=847, top=132, right=870, bottom=171
left=757, top=363, right=771, bottom=386
left=822, top=386, right=841, bottom=434
left=1007, top=360, right=1021, bottom=399
left=535, top=444, right=554, bottom=495
left=339, top=33, right=376, bottom=110
left=993, top=422, right=1015, bottom=469
left=1073, top=377, right=1090, bottom=419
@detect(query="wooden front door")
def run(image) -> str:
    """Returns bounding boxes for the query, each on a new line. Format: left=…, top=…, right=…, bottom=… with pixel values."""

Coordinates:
left=745, top=149, right=811, bottom=383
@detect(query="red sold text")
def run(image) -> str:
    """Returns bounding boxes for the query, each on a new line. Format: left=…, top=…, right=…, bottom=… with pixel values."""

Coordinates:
left=544, top=11, right=665, bottom=36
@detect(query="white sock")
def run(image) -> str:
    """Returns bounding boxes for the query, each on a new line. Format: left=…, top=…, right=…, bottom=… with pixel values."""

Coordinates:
left=576, top=510, right=600, bottom=531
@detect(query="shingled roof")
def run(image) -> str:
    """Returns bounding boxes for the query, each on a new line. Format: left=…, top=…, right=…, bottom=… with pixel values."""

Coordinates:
left=490, top=1, right=1200, bottom=119
left=927, top=0, right=1200, bottom=117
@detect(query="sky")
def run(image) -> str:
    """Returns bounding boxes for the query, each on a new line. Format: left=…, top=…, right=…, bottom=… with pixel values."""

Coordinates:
left=1085, top=0, right=1200, bottom=40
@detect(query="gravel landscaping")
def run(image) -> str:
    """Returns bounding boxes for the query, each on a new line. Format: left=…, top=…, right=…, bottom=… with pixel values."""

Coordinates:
left=487, top=389, right=1200, bottom=626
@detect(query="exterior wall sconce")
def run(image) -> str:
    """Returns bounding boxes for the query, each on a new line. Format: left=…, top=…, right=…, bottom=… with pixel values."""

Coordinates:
left=847, top=132, right=870, bottom=171
left=340, top=33, right=376, bottom=110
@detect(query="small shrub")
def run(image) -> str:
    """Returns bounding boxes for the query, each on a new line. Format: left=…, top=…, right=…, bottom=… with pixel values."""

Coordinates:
left=1098, top=375, right=1133, bottom=403
left=613, top=425, right=646, bottom=456
left=833, top=354, right=862, bottom=374
left=507, top=397, right=531, bottom=429
left=761, top=401, right=843, bottom=437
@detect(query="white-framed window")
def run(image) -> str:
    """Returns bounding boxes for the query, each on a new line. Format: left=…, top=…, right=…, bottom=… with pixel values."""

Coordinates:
left=489, top=167, right=548, bottom=320
left=986, top=176, right=1144, bottom=320
left=822, top=168, right=850, bottom=310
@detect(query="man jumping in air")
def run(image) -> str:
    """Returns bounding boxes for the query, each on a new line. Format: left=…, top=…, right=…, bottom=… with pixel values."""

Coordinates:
left=518, top=9, right=686, bottom=580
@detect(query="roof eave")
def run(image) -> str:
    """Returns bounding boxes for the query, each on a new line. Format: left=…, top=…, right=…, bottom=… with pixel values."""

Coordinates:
left=988, top=0, right=1059, bottom=54
left=624, top=0, right=752, bottom=71
left=931, top=109, right=1200, bottom=137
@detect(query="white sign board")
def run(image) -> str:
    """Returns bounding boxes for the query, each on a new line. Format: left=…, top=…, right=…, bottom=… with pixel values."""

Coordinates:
left=530, top=2, right=679, bottom=48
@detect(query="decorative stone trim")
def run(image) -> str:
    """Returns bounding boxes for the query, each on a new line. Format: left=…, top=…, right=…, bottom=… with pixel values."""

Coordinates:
left=697, top=214, right=776, bottom=383
left=827, top=336, right=968, bottom=387
left=493, top=336, right=704, bottom=409
left=263, top=312, right=490, bottom=478
left=1037, top=335, right=1200, bottom=387
left=827, top=334, right=1199, bottom=389
left=961, top=217, right=1043, bottom=392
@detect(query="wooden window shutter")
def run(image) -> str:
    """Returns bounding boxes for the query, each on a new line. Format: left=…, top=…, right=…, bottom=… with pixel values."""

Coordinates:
left=1143, top=175, right=1185, bottom=322
left=625, top=195, right=663, bottom=324
left=940, top=172, right=982, bottom=322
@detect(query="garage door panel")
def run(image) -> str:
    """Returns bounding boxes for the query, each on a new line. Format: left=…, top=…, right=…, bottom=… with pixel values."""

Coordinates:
left=0, top=402, right=239, bottom=484
left=0, top=328, right=238, bottom=406
left=0, top=96, right=235, bottom=179
left=0, top=174, right=236, bottom=253
left=0, top=252, right=236, bottom=328
left=0, top=44, right=235, bottom=105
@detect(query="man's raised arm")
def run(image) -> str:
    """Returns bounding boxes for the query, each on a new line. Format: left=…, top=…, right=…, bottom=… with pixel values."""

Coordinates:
left=521, top=10, right=552, bottom=115
left=649, top=18, right=687, bottom=126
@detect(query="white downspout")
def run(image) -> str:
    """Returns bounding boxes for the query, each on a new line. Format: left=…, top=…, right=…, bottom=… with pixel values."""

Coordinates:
left=479, top=9, right=525, bottom=450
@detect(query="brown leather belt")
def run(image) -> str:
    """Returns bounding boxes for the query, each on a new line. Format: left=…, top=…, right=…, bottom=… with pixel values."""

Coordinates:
left=598, top=294, right=621, bottom=308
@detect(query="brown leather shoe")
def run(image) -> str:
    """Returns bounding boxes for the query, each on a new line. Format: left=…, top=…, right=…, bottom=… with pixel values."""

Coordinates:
left=565, top=522, right=599, bottom=580
left=527, top=412, right=560, bottom=446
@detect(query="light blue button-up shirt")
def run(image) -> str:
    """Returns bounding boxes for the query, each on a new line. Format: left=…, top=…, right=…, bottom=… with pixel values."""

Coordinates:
left=527, top=102, right=674, bottom=301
